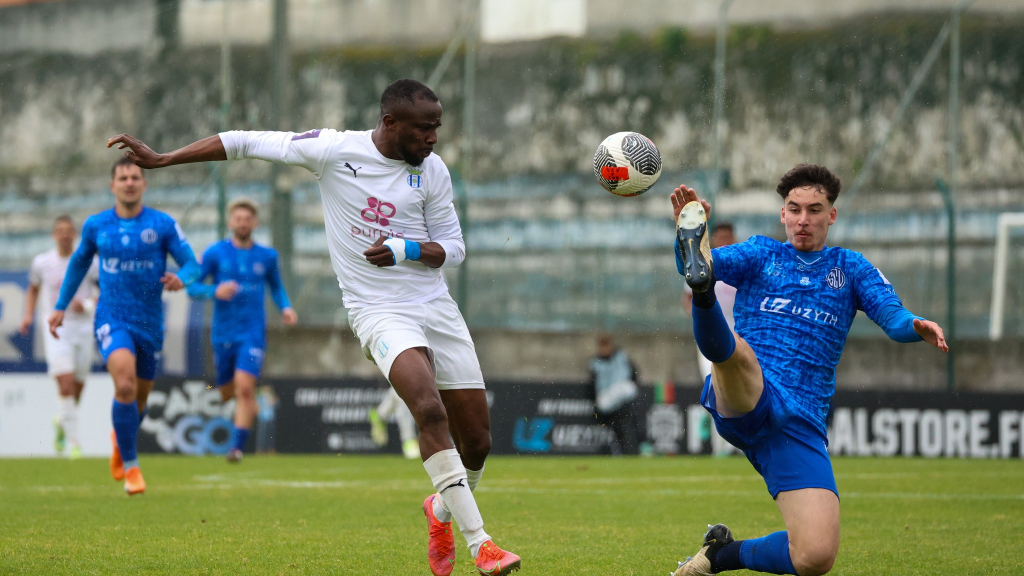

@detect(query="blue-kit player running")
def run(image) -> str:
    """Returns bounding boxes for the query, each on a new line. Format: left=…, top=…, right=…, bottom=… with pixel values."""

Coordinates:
left=670, top=164, right=948, bottom=576
left=48, top=157, right=201, bottom=496
left=187, top=197, right=297, bottom=463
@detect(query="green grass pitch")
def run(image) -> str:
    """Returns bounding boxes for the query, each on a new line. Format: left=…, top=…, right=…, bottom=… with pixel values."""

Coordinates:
left=1, top=455, right=1022, bottom=575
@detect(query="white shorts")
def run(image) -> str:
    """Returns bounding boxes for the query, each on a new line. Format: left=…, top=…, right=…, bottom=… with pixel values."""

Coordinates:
left=44, top=323, right=94, bottom=382
left=348, top=293, right=485, bottom=391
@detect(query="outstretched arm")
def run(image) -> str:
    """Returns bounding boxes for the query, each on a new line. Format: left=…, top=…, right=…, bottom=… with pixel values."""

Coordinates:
left=855, top=261, right=948, bottom=352
left=107, top=129, right=335, bottom=176
left=107, top=134, right=226, bottom=169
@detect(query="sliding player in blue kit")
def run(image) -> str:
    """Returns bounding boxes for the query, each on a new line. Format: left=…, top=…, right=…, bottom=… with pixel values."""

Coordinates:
left=49, top=157, right=200, bottom=496
left=187, top=197, right=297, bottom=463
left=670, top=164, right=948, bottom=576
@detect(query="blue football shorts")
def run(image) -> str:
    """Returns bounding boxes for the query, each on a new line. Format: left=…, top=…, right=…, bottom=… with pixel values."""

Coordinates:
left=213, top=341, right=266, bottom=386
left=701, top=374, right=838, bottom=499
left=94, top=322, right=162, bottom=381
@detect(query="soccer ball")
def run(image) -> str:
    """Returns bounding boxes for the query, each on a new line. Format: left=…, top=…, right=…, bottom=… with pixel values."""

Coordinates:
left=593, top=131, right=663, bottom=196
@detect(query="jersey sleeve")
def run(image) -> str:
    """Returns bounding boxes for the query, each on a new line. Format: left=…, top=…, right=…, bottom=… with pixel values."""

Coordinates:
left=28, top=255, right=43, bottom=287
left=162, top=216, right=201, bottom=286
left=186, top=245, right=218, bottom=300
left=55, top=217, right=99, bottom=311
left=219, top=129, right=338, bottom=179
left=423, top=162, right=465, bottom=268
left=850, top=251, right=923, bottom=343
left=84, top=257, right=100, bottom=297
left=709, top=237, right=762, bottom=287
left=265, top=249, right=292, bottom=311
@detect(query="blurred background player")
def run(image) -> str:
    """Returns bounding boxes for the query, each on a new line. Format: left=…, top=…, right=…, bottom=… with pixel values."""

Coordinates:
left=187, top=197, right=297, bottom=463
left=255, top=385, right=279, bottom=454
left=670, top=165, right=948, bottom=576
left=105, top=78, right=520, bottom=575
left=588, top=333, right=640, bottom=455
left=49, top=157, right=200, bottom=496
left=683, top=222, right=739, bottom=457
left=19, top=216, right=99, bottom=459
left=369, top=386, right=421, bottom=459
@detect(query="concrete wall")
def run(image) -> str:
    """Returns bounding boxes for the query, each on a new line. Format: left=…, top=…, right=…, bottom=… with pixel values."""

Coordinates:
left=2, top=14, right=1023, bottom=191
left=6, top=0, right=1024, bottom=54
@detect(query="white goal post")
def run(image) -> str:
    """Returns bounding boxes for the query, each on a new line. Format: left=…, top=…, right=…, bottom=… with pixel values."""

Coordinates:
left=989, top=212, right=1024, bottom=341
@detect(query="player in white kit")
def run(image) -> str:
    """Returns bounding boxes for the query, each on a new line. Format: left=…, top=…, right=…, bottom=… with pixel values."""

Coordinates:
left=105, top=79, right=520, bottom=576
left=19, top=216, right=99, bottom=458
left=683, top=222, right=739, bottom=457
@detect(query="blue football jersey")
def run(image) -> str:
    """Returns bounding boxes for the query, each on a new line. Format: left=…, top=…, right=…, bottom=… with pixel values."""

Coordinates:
left=710, top=236, right=922, bottom=430
left=188, top=240, right=291, bottom=345
left=56, top=207, right=200, bottom=344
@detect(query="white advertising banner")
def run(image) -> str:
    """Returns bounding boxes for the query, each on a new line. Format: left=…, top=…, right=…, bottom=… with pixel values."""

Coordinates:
left=0, top=373, right=114, bottom=457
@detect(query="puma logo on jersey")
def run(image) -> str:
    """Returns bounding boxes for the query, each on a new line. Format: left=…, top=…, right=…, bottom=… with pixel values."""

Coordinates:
left=344, top=162, right=361, bottom=177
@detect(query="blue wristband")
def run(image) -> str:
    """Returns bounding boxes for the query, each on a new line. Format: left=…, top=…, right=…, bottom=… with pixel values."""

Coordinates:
left=405, top=239, right=421, bottom=261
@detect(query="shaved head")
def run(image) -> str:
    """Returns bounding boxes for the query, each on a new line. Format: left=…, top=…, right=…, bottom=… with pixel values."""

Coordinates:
left=380, top=79, right=439, bottom=118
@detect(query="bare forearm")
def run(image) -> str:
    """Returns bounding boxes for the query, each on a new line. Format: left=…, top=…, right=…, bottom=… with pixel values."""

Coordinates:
left=418, top=242, right=447, bottom=268
left=107, top=133, right=225, bottom=169
left=158, top=135, right=227, bottom=167
left=23, top=286, right=39, bottom=319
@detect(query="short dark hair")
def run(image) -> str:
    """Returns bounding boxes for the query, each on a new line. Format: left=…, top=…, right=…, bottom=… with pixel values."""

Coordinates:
left=712, top=222, right=734, bottom=234
left=380, top=79, right=438, bottom=117
left=776, top=164, right=841, bottom=204
left=53, top=215, right=73, bottom=229
left=111, top=156, right=143, bottom=179
left=227, top=197, right=259, bottom=217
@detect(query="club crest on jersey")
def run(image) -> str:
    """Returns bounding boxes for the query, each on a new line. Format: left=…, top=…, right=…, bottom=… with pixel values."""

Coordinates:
left=141, top=228, right=158, bottom=244
left=826, top=267, right=846, bottom=290
left=121, top=235, right=130, bottom=246
left=253, top=262, right=265, bottom=276
left=407, top=168, right=423, bottom=189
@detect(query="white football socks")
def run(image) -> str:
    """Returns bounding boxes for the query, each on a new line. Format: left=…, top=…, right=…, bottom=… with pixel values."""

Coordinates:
left=59, top=396, right=79, bottom=449
left=432, top=464, right=485, bottom=522
left=424, top=449, right=490, bottom=558
left=466, top=464, right=484, bottom=492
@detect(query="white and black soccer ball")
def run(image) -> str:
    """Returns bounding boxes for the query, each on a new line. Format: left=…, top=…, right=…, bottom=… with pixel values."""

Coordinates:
left=593, top=131, right=663, bottom=197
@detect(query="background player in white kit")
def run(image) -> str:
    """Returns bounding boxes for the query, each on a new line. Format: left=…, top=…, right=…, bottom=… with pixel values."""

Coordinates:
left=683, top=222, right=739, bottom=457
left=369, top=386, right=421, bottom=459
left=105, top=79, right=521, bottom=576
left=20, top=216, right=99, bottom=459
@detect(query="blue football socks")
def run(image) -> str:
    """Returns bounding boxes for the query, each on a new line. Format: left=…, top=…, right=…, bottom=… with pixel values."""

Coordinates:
left=112, top=400, right=140, bottom=470
left=138, top=406, right=149, bottom=428
left=692, top=300, right=736, bottom=363
left=233, top=427, right=251, bottom=452
left=739, top=531, right=797, bottom=574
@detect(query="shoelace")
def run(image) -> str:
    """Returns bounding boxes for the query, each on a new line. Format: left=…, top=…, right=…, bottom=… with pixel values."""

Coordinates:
left=428, top=520, right=454, bottom=558
left=477, top=542, right=505, bottom=562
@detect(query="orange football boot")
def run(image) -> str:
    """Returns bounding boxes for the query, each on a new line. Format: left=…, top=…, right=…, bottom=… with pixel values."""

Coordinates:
left=109, top=431, right=124, bottom=481
left=475, top=540, right=520, bottom=575
left=124, top=467, right=145, bottom=496
left=423, top=494, right=456, bottom=576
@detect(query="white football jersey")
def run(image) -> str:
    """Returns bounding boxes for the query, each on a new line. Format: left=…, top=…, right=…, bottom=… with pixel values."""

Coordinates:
left=220, top=129, right=465, bottom=308
left=29, top=248, right=99, bottom=329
